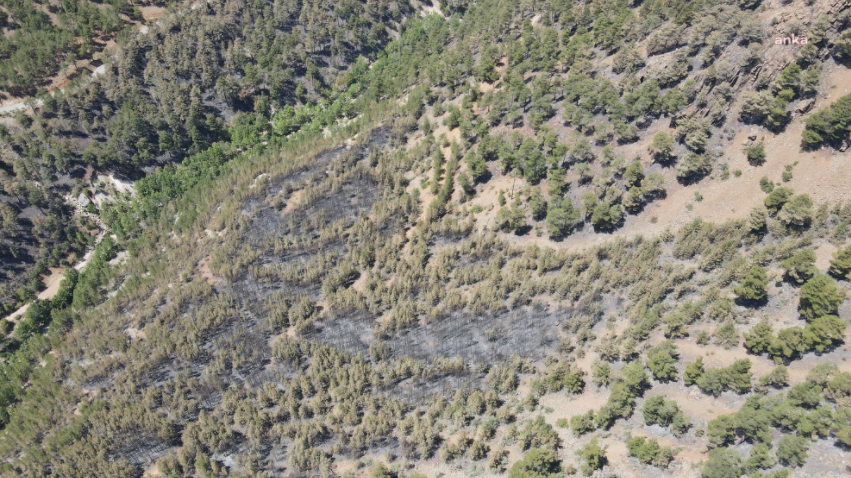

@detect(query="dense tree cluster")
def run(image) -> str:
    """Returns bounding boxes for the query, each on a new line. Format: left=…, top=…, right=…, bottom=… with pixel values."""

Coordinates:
left=0, top=0, right=171, bottom=95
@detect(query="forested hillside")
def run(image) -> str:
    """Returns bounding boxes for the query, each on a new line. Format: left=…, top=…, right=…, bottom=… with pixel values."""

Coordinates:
left=0, top=0, right=178, bottom=97
left=0, top=0, right=412, bottom=317
left=1, top=0, right=851, bottom=477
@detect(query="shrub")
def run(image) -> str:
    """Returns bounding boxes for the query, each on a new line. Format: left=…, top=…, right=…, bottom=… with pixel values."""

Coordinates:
left=647, top=340, right=679, bottom=382
left=744, top=322, right=774, bottom=354
left=467, top=152, right=488, bottom=182
left=701, top=447, right=741, bottom=478
left=764, top=187, right=793, bottom=214
left=744, top=443, right=777, bottom=473
left=675, top=152, right=711, bottom=183
left=829, top=246, right=851, bottom=279
left=781, top=249, right=818, bottom=285
left=590, top=202, right=624, bottom=232
left=802, top=315, right=846, bottom=353
left=799, top=274, right=844, bottom=321
left=697, top=360, right=752, bottom=396
left=649, top=131, right=674, bottom=163
left=801, top=93, right=851, bottom=149
left=577, top=439, right=606, bottom=476
left=591, top=361, right=611, bottom=387
left=826, top=372, right=851, bottom=406
left=747, top=206, right=768, bottom=234
left=626, top=437, right=676, bottom=468
left=684, top=356, right=705, bottom=386
left=496, top=206, right=527, bottom=233
left=641, top=173, right=666, bottom=198
left=787, top=382, right=824, bottom=408
left=714, top=321, right=739, bottom=349
left=546, top=199, right=579, bottom=238
left=529, top=189, right=547, bottom=221
left=734, top=266, right=768, bottom=304
left=777, top=194, right=813, bottom=229
left=769, top=327, right=807, bottom=361
left=758, top=365, right=790, bottom=390
left=570, top=411, right=596, bottom=436
left=520, top=416, right=561, bottom=451
left=745, top=141, right=767, bottom=165
left=508, top=448, right=562, bottom=478
left=776, top=435, right=809, bottom=467
left=707, top=414, right=737, bottom=448
left=643, top=396, right=691, bottom=436
left=740, top=91, right=772, bottom=122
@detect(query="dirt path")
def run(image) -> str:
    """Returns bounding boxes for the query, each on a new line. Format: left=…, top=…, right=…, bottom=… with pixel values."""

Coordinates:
left=5, top=267, right=67, bottom=322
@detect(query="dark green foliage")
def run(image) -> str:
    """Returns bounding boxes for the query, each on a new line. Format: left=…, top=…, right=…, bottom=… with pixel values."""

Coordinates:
left=829, top=246, right=851, bottom=279
left=570, top=411, right=596, bottom=436
left=707, top=414, right=737, bottom=448
left=496, top=206, right=527, bottom=233
left=734, top=398, right=773, bottom=444
left=591, top=361, right=611, bottom=387
left=696, top=360, right=752, bottom=397
left=649, top=132, right=674, bottom=163
left=626, top=437, right=676, bottom=467
left=734, top=266, right=768, bottom=304
left=744, top=322, right=774, bottom=354
left=590, top=202, right=624, bottom=232
left=508, top=448, right=562, bottom=478
left=0, top=0, right=146, bottom=95
left=776, top=435, right=809, bottom=467
left=534, top=363, right=585, bottom=395
left=546, top=199, right=579, bottom=238
left=802, top=315, right=847, bottom=353
left=757, top=365, right=790, bottom=391
left=777, top=194, right=813, bottom=229
left=529, top=189, right=548, bottom=221
left=595, top=362, right=648, bottom=430
left=781, top=249, right=818, bottom=285
left=826, top=372, right=851, bottom=406
left=701, top=447, right=741, bottom=478
left=684, top=356, right=705, bottom=386
left=764, top=187, right=794, bottom=214
left=647, top=340, right=679, bottom=382
left=577, top=439, right=606, bottom=476
left=787, top=382, right=824, bottom=409
left=675, top=152, right=711, bottom=183
left=643, top=396, right=691, bottom=436
left=520, top=416, right=561, bottom=451
left=799, top=274, right=844, bottom=321
left=769, top=326, right=807, bottom=361
left=798, top=405, right=835, bottom=438
left=13, top=300, right=52, bottom=340
left=837, top=426, right=851, bottom=447
left=745, top=141, right=767, bottom=165
left=744, top=443, right=776, bottom=473
left=370, top=463, right=396, bottom=478
left=802, top=93, right=851, bottom=149
left=624, top=161, right=644, bottom=189
left=622, top=362, right=650, bottom=392
left=4, top=1, right=851, bottom=475
left=518, top=138, right=547, bottom=183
